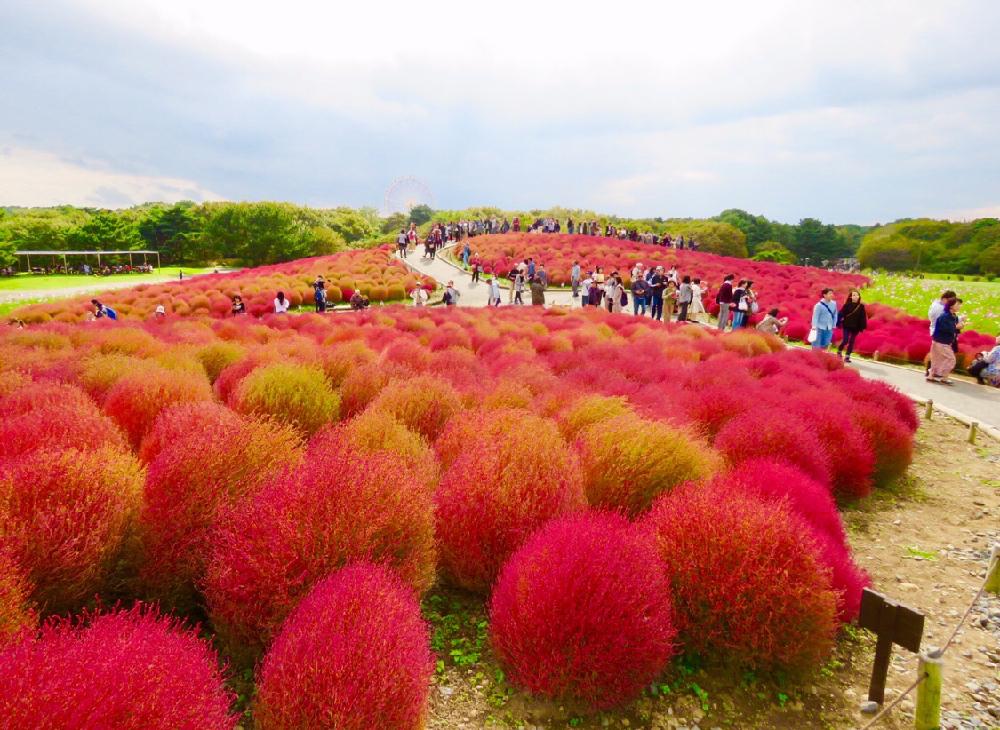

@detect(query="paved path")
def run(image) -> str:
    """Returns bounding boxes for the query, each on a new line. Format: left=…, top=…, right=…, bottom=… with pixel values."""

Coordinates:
left=403, top=244, right=1000, bottom=436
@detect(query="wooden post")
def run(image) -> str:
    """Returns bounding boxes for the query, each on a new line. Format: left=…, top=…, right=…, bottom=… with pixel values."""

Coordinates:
left=914, top=648, right=942, bottom=730
left=924, top=400, right=933, bottom=420
left=874, top=350, right=880, bottom=362
left=968, top=422, right=978, bottom=444
left=986, top=544, right=1000, bottom=595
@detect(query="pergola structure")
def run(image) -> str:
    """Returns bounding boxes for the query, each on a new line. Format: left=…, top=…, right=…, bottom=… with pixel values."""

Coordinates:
left=14, top=250, right=161, bottom=272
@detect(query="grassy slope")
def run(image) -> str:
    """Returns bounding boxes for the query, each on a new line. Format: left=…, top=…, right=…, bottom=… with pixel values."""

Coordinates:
left=0, top=267, right=217, bottom=292
left=864, top=272, right=1000, bottom=333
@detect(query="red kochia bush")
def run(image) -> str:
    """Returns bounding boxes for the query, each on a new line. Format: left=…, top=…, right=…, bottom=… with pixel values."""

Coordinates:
left=433, top=412, right=586, bottom=592
left=0, top=446, right=143, bottom=613
left=717, top=459, right=870, bottom=621
left=0, top=396, right=126, bottom=461
left=203, top=447, right=435, bottom=658
left=0, top=605, right=236, bottom=728
left=0, top=543, right=35, bottom=643
left=489, top=513, right=676, bottom=709
left=644, top=484, right=838, bottom=669
left=137, top=401, right=244, bottom=463
left=139, top=414, right=302, bottom=610
left=255, top=564, right=433, bottom=730
left=850, top=403, right=914, bottom=487
left=104, top=366, right=214, bottom=447
left=713, top=408, right=832, bottom=488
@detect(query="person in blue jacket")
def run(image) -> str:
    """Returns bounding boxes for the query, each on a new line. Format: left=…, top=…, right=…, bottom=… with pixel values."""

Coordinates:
left=810, top=288, right=838, bottom=350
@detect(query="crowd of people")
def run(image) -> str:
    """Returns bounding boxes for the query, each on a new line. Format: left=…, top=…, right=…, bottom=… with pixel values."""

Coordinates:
left=4, top=263, right=156, bottom=277
left=925, top=288, right=1000, bottom=387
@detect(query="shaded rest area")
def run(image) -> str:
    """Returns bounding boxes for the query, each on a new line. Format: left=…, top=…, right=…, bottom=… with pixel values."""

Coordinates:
left=14, top=250, right=162, bottom=272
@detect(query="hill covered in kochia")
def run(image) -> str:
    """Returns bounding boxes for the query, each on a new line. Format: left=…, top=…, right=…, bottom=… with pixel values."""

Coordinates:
left=857, top=218, right=1000, bottom=275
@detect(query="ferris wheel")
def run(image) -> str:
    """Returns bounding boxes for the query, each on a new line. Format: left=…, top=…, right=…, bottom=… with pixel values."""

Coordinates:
left=383, top=177, right=435, bottom=216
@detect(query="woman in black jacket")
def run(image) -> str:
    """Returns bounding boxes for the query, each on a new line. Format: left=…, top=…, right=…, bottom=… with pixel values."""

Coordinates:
left=836, top=289, right=867, bottom=363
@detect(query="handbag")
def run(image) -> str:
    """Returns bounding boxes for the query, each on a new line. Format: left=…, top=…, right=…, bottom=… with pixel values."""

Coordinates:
left=807, top=328, right=818, bottom=344
left=751, top=301, right=759, bottom=314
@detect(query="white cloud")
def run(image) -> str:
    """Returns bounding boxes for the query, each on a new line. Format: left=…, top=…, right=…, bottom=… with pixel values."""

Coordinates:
left=0, top=146, right=222, bottom=207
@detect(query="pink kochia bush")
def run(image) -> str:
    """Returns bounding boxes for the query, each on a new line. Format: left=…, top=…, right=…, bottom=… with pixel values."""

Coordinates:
left=433, top=411, right=587, bottom=592
left=643, top=483, right=838, bottom=670
left=103, top=366, right=214, bottom=447
left=255, top=563, right=434, bottom=730
left=203, top=445, right=435, bottom=658
left=0, top=446, right=143, bottom=614
left=0, top=605, right=236, bottom=728
left=489, top=513, right=676, bottom=709
left=0, top=543, right=35, bottom=643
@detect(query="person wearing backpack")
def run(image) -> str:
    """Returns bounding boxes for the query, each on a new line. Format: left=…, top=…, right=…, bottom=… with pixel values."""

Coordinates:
left=631, top=276, right=649, bottom=316
left=810, top=288, right=838, bottom=350
left=91, top=299, right=117, bottom=320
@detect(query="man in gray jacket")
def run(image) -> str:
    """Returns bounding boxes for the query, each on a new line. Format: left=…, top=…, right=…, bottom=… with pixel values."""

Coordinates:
left=677, top=275, right=693, bottom=322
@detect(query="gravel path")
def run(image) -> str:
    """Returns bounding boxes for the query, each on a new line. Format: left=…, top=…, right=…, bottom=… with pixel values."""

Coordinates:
left=403, top=244, right=1000, bottom=435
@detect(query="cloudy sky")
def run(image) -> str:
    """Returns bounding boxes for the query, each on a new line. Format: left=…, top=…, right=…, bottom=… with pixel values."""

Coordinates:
left=2, top=0, right=999, bottom=223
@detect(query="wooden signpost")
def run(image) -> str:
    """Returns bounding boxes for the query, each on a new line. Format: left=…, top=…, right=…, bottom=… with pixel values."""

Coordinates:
left=858, top=588, right=925, bottom=705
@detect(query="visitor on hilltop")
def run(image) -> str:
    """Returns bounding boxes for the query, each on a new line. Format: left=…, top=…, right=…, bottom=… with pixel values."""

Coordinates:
left=567, top=218, right=575, bottom=234
left=809, top=288, right=838, bottom=350
left=571, top=261, right=581, bottom=298
left=836, top=289, right=868, bottom=363
left=231, top=295, right=246, bottom=315
left=579, top=273, right=593, bottom=308
left=663, top=279, right=678, bottom=321
left=731, top=280, right=748, bottom=329
left=530, top=276, right=545, bottom=306
left=507, top=265, right=519, bottom=304
left=471, top=258, right=481, bottom=284
left=715, top=274, right=735, bottom=330
left=91, top=299, right=117, bottom=320
left=649, top=266, right=667, bottom=321
left=443, top=281, right=460, bottom=306
left=690, top=278, right=707, bottom=322
left=631, top=274, right=650, bottom=316
left=462, top=241, right=471, bottom=268
left=313, top=276, right=327, bottom=313
left=396, top=229, right=408, bottom=258
left=925, top=289, right=957, bottom=376
left=928, top=296, right=961, bottom=384
left=677, top=276, right=693, bottom=322
left=513, top=270, right=526, bottom=305
left=757, top=308, right=788, bottom=336
left=154, top=305, right=166, bottom=319
left=488, top=276, right=502, bottom=307
left=273, top=292, right=289, bottom=314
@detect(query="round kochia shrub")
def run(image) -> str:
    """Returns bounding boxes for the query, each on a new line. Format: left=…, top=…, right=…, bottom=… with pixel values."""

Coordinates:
left=367, top=374, right=462, bottom=441
left=433, top=413, right=586, bottom=592
left=0, top=397, right=126, bottom=461
left=643, top=484, right=838, bottom=670
left=0, top=605, right=236, bottom=728
left=255, top=564, right=433, bottom=730
left=137, top=401, right=244, bottom=464
left=576, top=413, right=718, bottom=515
left=231, top=362, right=339, bottom=438
left=0, top=543, right=35, bottom=643
left=489, top=513, right=676, bottom=709
left=104, top=366, right=214, bottom=447
left=203, top=447, right=435, bottom=657
left=556, top=394, right=632, bottom=440
left=851, top=403, right=913, bottom=487
left=139, top=414, right=302, bottom=610
left=0, top=446, right=143, bottom=613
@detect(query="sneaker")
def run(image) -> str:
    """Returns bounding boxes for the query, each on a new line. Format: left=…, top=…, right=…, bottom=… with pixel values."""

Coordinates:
left=844, top=357, right=851, bottom=363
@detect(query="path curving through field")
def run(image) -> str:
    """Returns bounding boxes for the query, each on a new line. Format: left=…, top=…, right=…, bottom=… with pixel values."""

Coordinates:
left=402, top=244, right=1000, bottom=435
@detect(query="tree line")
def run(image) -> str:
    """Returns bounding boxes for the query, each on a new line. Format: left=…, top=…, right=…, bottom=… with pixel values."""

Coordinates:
left=3, top=201, right=994, bottom=274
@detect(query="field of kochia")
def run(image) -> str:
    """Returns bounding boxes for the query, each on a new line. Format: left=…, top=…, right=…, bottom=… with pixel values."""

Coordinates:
left=0, top=277, right=920, bottom=727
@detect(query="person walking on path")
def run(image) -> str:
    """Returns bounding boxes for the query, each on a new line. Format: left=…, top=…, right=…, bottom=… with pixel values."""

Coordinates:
left=690, top=278, right=706, bottom=322
left=571, top=261, right=581, bottom=298
left=396, top=230, right=408, bottom=259
left=810, top=288, right=838, bottom=350
left=513, top=271, right=526, bottom=305
left=731, top=280, right=747, bottom=329
left=530, top=277, right=546, bottom=306
left=649, top=266, right=666, bottom=321
left=507, top=265, right=518, bottom=304
left=715, top=274, right=735, bottom=330
left=536, top=264, right=549, bottom=288
left=925, top=289, right=956, bottom=376
left=488, top=276, right=502, bottom=307
left=471, top=259, right=481, bottom=285
left=462, top=242, right=471, bottom=268
left=928, top=296, right=960, bottom=384
left=631, top=275, right=649, bottom=316
left=677, top=275, right=693, bottom=322
left=663, top=279, right=678, bottom=321
left=443, top=281, right=460, bottom=306
left=836, top=289, right=867, bottom=363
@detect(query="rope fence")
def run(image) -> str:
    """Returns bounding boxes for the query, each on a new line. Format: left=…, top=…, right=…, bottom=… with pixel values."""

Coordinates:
left=857, top=544, right=999, bottom=729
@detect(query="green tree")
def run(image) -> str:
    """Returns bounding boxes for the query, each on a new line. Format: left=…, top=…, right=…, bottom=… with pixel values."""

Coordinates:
left=977, top=243, right=1000, bottom=275
left=201, top=202, right=317, bottom=266
left=67, top=210, right=142, bottom=250
left=790, top=218, right=849, bottom=263
left=137, top=202, right=199, bottom=264
left=751, top=240, right=797, bottom=264
left=408, top=205, right=434, bottom=226
left=324, top=207, right=377, bottom=244
left=380, top=212, right=408, bottom=234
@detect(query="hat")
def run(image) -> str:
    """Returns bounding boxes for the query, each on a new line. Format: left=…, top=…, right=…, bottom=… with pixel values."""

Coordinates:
left=155, top=305, right=166, bottom=314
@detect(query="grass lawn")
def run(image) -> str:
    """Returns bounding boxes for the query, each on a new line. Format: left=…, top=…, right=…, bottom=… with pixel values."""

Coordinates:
left=864, top=271, right=1000, bottom=333
left=0, top=267, right=218, bottom=292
